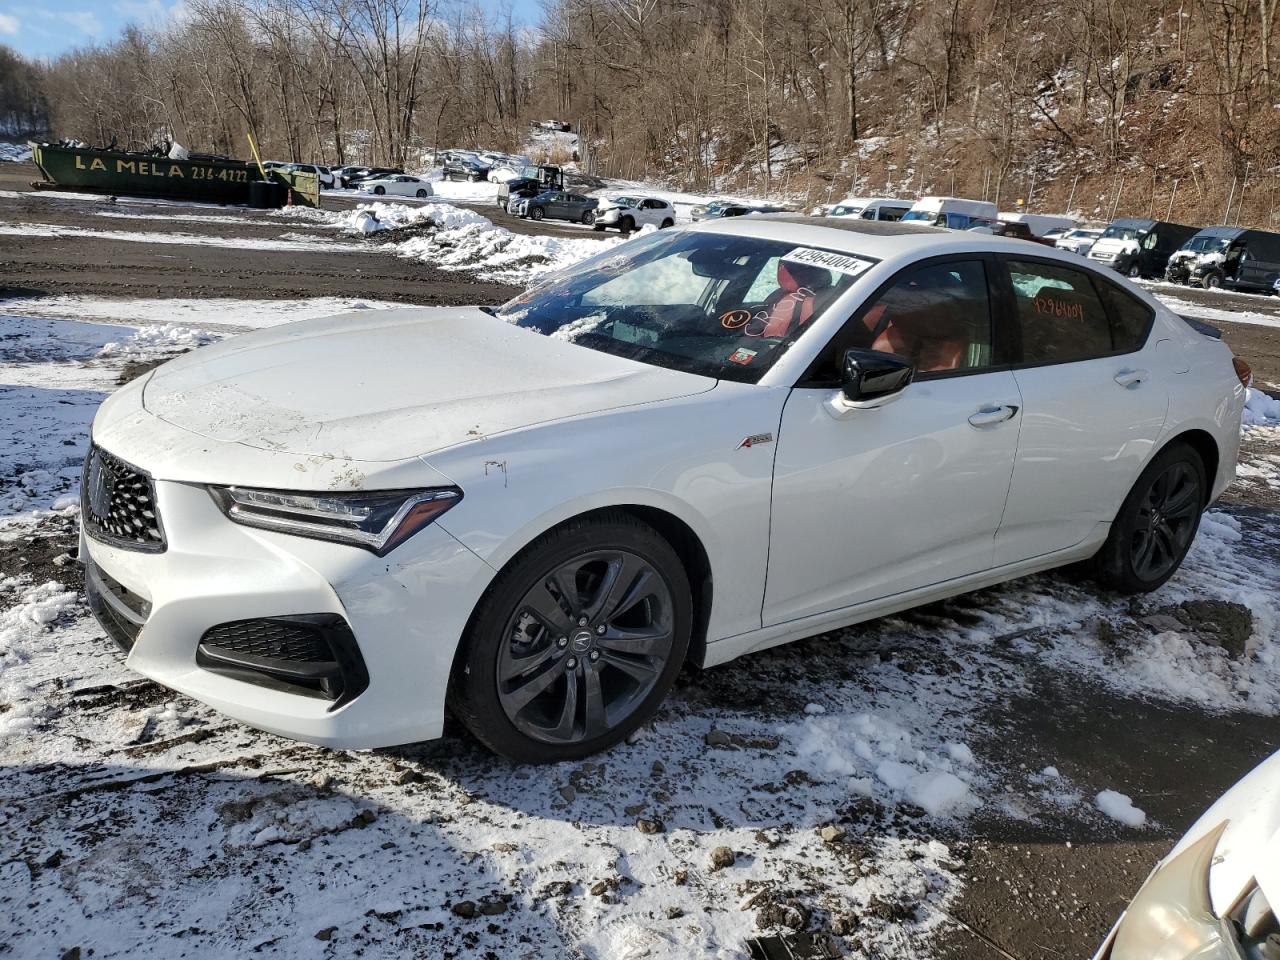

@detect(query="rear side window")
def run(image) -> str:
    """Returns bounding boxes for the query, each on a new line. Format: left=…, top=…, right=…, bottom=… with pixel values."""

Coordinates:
left=1096, top=280, right=1155, bottom=353
left=1006, top=260, right=1112, bottom=364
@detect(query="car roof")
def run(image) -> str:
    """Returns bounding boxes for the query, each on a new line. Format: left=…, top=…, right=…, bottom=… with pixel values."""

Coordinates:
left=686, top=214, right=1102, bottom=261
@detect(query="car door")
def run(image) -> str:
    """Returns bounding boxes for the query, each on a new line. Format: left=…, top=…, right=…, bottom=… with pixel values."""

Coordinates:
left=991, top=256, right=1169, bottom=565
left=763, top=256, right=1024, bottom=625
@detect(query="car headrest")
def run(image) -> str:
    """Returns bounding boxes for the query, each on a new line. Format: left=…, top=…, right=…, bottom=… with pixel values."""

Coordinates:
left=777, top=260, right=832, bottom=293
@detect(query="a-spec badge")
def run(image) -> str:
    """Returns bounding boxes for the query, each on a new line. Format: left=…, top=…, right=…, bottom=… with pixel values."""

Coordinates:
left=737, top=433, right=774, bottom=450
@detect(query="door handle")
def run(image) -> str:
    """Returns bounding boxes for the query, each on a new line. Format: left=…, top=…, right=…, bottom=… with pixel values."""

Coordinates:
left=1114, top=368, right=1150, bottom=387
left=968, top=404, right=1019, bottom=427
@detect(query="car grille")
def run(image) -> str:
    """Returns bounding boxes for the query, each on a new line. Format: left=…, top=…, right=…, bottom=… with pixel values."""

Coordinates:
left=197, top=615, right=369, bottom=706
left=81, top=445, right=166, bottom=552
left=85, top=560, right=151, bottom=653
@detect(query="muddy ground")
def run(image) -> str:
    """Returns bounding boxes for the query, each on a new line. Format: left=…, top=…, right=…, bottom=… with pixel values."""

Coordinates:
left=1, top=161, right=1279, bottom=960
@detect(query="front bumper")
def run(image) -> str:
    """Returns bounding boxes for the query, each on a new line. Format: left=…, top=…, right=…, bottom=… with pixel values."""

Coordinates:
left=81, top=478, right=495, bottom=748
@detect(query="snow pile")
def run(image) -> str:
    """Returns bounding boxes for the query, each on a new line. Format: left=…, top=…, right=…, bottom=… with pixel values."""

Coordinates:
left=98, top=323, right=219, bottom=359
left=789, top=712, right=978, bottom=819
left=329, top=200, right=491, bottom=235
left=0, top=143, right=32, bottom=163
left=1244, top=387, right=1280, bottom=425
left=1095, top=790, right=1147, bottom=828
left=0, top=581, right=79, bottom=739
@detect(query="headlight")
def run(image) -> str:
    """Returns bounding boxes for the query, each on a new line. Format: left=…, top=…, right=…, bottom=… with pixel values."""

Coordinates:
left=209, top=486, right=461, bottom=555
left=1108, top=822, right=1244, bottom=960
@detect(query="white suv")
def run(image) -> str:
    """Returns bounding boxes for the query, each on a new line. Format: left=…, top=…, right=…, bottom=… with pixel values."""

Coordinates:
left=593, top=195, right=676, bottom=233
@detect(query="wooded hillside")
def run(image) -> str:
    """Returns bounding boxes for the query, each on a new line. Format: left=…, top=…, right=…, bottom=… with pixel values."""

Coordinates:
left=6, top=0, right=1280, bottom=225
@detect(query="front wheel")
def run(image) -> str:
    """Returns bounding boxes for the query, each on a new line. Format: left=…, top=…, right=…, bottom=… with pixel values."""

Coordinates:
left=449, top=512, right=692, bottom=762
left=1091, top=442, right=1206, bottom=593
left=1201, top=272, right=1223, bottom=289
left=1126, top=262, right=1140, bottom=278
left=373, top=185, right=385, bottom=195
left=415, top=189, right=428, bottom=198
left=620, top=216, right=635, bottom=234
left=531, top=207, right=545, bottom=221
left=582, top=210, right=596, bottom=225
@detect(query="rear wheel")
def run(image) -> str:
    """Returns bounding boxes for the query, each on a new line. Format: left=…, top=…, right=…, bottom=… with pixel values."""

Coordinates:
left=620, top=216, right=635, bottom=234
left=373, top=185, right=385, bottom=195
left=415, top=189, right=428, bottom=198
left=449, top=513, right=692, bottom=762
left=531, top=207, right=545, bottom=221
left=1092, top=442, right=1206, bottom=593
left=660, top=218, right=674, bottom=229
left=1202, top=272, right=1223, bottom=289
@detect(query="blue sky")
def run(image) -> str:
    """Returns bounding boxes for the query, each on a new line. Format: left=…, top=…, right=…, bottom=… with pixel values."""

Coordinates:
left=0, top=1, right=543, bottom=60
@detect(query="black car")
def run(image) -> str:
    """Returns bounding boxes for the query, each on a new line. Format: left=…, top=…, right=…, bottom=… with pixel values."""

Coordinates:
left=498, top=164, right=565, bottom=211
left=443, top=156, right=492, bottom=182
left=1165, top=225, right=1280, bottom=292
left=1087, top=217, right=1198, bottom=278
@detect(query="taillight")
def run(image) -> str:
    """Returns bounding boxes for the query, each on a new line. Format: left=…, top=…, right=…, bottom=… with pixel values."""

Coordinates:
left=1232, top=357, right=1252, bottom=388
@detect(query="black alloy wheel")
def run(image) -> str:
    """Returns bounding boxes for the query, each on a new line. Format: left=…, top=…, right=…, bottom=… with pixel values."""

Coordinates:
left=449, top=512, right=691, bottom=762
left=1093, top=442, right=1206, bottom=593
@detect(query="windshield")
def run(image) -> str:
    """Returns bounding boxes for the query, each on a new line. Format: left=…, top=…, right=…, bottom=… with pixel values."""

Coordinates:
left=1184, top=235, right=1230, bottom=254
left=1102, top=225, right=1144, bottom=242
left=608, top=196, right=638, bottom=207
left=831, top=204, right=864, bottom=217
left=494, top=230, right=873, bottom=383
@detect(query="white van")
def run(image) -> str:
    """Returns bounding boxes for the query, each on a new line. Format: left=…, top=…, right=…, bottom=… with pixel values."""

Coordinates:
left=901, top=196, right=998, bottom=231
left=827, top=197, right=912, bottom=221
left=998, top=212, right=1077, bottom=238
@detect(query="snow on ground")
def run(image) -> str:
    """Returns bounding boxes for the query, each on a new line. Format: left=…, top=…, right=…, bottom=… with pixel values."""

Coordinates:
left=0, top=221, right=366, bottom=254
left=1, top=291, right=1279, bottom=956
left=288, top=199, right=623, bottom=284
left=1, top=295, right=399, bottom=333
left=1150, top=292, right=1280, bottom=331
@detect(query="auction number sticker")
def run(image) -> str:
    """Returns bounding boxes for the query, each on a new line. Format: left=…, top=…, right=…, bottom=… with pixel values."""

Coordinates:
left=780, top=247, right=876, bottom=277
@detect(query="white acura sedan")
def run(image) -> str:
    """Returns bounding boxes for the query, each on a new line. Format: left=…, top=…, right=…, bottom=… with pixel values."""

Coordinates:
left=356, top=174, right=433, bottom=198
left=81, top=219, right=1248, bottom=762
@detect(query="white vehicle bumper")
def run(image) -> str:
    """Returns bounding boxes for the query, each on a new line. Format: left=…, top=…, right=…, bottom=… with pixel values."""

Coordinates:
left=81, top=476, right=494, bottom=749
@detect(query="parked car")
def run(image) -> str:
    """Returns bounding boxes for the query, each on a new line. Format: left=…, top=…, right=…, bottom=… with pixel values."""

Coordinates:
left=697, top=202, right=789, bottom=219
left=902, top=196, right=999, bottom=230
left=690, top=199, right=747, bottom=221
left=1164, top=225, right=1280, bottom=292
left=357, top=174, right=433, bottom=198
left=81, top=219, right=1249, bottom=762
left=1056, top=228, right=1104, bottom=256
left=338, top=166, right=404, bottom=188
left=592, top=195, right=677, bottom=232
left=279, top=163, right=334, bottom=189
left=828, top=197, right=912, bottom=221
left=1088, top=217, right=1199, bottom=279
left=498, top=164, right=565, bottom=211
left=998, top=212, right=1077, bottom=238
left=975, top=220, right=1056, bottom=245
left=443, top=155, right=492, bottom=182
left=512, top=190, right=598, bottom=224
left=536, top=120, right=572, bottom=132
left=1092, top=748, right=1280, bottom=960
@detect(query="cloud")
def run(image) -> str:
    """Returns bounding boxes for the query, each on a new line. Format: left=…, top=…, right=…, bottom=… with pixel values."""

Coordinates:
left=56, top=9, right=105, bottom=35
left=113, top=0, right=190, bottom=26
left=0, top=12, right=18, bottom=36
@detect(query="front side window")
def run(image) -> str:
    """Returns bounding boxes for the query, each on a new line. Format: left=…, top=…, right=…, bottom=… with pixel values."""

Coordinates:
left=852, top=259, right=994, bottom=374
left=1006, top=259, right=1112, bottom=364
left=495, top=231, right=874, bottom=382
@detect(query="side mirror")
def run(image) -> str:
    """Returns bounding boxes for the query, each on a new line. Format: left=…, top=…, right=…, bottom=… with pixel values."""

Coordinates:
left=841, top=349, right=914, bottom=405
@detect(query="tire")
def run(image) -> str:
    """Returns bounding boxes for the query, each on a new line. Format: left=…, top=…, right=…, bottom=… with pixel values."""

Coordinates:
left=1126, top=262, right=1140, bottom=278
left=1201, top=272, right=1222, bottom=290
left=620, top=216, right=635, bottom=234
left=1091, top=442, right=1207, bottom=594
left=531, top=207, right=545, bottom=221
left=449, top=512, right=692, bottom=762
left=373, top=185, right=385, bottom=195
left=660, top=218, right=674, bottom=229
left=593, top=224, right=605, bottom=232
left=415, top=189, right=428, bottom=198
left=582, top=210, right=596, bottom=225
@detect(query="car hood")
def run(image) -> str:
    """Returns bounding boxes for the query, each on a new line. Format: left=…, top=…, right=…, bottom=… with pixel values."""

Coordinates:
left=140, top=307, right=716, bottom=462
left=1091, top=237, right=1140, bottom=256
